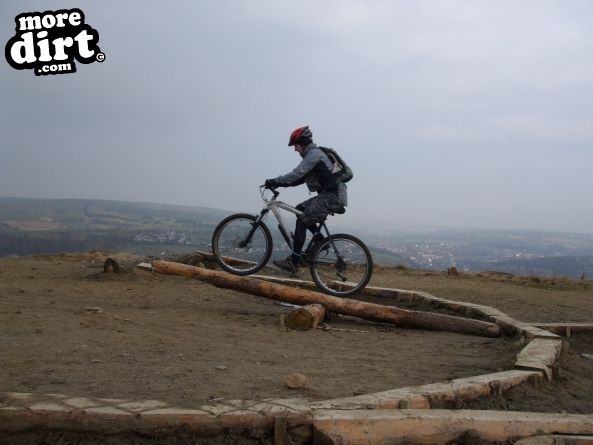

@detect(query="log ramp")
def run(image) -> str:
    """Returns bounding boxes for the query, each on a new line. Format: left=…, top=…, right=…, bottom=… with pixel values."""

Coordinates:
left=2, top=261, right=592, bottom=444
left=151, top=260, right=501, bottom=338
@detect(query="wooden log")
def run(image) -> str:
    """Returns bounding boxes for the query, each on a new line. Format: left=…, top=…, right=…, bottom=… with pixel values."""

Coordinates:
left=313, top=409, right=593, bottom=445
left=285, top=304, right=327, bottom=331
left=152, top=260, right=500, bottom=338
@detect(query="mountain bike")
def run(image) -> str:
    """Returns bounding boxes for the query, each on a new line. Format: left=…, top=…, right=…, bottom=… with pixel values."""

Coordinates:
left=211, top=186, right=373, bottom=297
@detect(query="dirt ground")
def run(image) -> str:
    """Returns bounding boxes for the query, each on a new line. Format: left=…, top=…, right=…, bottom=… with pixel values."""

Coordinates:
left=0, top=253, right=592, bottom=414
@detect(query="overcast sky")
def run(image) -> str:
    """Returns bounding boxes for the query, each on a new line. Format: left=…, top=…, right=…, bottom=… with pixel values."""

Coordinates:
left=1, top=1, right=592, bottom=233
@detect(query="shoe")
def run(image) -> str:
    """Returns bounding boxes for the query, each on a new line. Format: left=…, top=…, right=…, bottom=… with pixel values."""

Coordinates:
left=298, top=256, right=309, bottom=268
left=273, top=257, right=299, bottom=273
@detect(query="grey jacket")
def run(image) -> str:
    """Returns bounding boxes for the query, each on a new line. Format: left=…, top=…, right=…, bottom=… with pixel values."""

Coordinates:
left=273, top=143, right=348, bottom=206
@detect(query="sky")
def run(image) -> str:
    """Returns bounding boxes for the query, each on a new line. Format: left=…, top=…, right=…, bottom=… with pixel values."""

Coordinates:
left=1, top=0, right=592, bottom=233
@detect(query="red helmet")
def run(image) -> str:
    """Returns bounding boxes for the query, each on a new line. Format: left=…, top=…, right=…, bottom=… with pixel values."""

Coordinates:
left=288, top=126, right=312, bottom=146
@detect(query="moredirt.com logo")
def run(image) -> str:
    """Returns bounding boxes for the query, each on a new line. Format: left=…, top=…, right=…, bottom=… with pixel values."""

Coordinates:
left=5, top=8, right=104, bottom=76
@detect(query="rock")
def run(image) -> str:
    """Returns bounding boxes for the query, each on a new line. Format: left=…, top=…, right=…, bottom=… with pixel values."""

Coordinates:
left=215, top=365, right=227, bottom=371
left=581, top=353, right=593, bottom=361
left=85, top=307, right=103, bottom=313
left=285, top=373, right=307, bottom=389
left=103, top=258, right=120, bottom=273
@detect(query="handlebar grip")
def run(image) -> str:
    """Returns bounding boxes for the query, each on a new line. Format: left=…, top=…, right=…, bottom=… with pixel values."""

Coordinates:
left=263, top=186, right=280, bottom=197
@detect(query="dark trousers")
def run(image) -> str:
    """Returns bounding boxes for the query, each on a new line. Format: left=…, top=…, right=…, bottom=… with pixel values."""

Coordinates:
left=290, top=193, right=344, bottom=262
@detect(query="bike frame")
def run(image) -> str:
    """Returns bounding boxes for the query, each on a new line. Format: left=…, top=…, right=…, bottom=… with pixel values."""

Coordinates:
left=252, top=187, right=331, bottom=253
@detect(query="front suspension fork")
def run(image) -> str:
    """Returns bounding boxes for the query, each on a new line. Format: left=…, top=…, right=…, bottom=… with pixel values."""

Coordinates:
left=240, top=209, right=269, bottom=248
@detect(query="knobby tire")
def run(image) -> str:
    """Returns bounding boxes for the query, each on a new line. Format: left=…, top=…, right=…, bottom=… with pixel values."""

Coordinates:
left=211, top=213, right=272, bottom=276
left=309, top=233, right=373, bottom=297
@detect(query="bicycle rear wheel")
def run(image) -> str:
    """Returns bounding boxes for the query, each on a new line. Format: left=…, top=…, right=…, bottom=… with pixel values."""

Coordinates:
left=211, top=213, right=272, bottom=275
left=309, top=234, right=373, bottom=297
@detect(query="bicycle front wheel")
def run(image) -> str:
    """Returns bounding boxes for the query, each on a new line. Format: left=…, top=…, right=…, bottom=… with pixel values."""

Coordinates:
left=211, top=213, right=272, bottom=275
left=309, top=234, right=373, bottom=297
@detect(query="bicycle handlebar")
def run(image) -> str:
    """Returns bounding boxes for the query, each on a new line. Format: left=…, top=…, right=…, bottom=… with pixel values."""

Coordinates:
left=260, top=184, right=280, bottom=198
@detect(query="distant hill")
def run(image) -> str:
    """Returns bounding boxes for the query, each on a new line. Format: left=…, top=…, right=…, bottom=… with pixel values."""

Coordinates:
left=461, top=255, right=593, bottom=279
left=367, top=246, right=419, bottom=268
left=0, top=197, right=229, bottom=229
left=0, top=197, right=232, bottom=256
left=2, top=197, right=593, bottom=278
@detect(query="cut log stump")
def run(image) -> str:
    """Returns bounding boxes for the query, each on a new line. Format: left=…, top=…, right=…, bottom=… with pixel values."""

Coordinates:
left=285, top=304, right=327, bottom=331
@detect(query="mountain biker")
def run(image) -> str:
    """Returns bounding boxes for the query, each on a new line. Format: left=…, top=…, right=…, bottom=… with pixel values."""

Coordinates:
left=264, top=126, right=347, bottom=272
